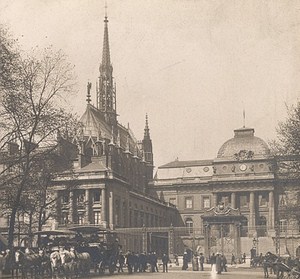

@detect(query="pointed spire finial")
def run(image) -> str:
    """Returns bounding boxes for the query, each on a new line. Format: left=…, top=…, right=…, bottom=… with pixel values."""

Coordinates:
left=105, top=0, right=108, bottom=18
left=144, top=113, right=150, bottom=139
left=243, top=108, right=246, bottom=128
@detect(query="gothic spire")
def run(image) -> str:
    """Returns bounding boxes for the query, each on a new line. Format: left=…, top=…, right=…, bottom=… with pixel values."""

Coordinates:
left=143, top=114, right=150, bottom=139
left=97, top=9, right=117, bottom=126
left=101, top=14, right=111, bottom=68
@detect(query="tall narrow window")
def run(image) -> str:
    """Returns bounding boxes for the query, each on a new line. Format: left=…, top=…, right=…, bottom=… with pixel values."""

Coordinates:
left=279, top=219, right=287, bottom=233
left=78, top=214, right=84, bottom=225
left=203, top=197, right=211, bottom=209
left=185, top=197, right=193, bottom=209
left=185, top=218, right=193, bottom=234
left=240, top=195, right=249, bottom=208
left=94, top=212, right=101, bottom=224
left=94, top=190, right=101, bottom=203
left=259, top=193, right=268, bottom=207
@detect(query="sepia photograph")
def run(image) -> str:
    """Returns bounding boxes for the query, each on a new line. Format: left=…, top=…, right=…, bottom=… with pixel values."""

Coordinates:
left=0, top=0, right=300, bottom=278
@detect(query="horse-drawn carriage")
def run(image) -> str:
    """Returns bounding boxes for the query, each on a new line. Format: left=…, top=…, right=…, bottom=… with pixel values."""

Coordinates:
left=261, top=252, right=300, bottom=279
left=68, top=225, right=120, bottom=275
left=3, top=226, right=120, bottom=278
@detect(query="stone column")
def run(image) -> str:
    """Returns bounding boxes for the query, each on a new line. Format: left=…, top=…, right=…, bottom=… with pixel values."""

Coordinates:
left=142, top=226, right=148, bottom=253
left=231, top=192, right=236, bottom=208
left=204, top=224, right=210, bottom=257
left=249, top=192, right=255, bottom=235
left=69, top=191, right=74, bottom=224
left=168, top=225, right=174, bottom=257
left=85, top=189, right=90, bottom=224
left=109, top=190, right=114, bottom=230
left=268, top=191, right=274, bottom=229
left=54, top=191, right=61, bottom=227
left=101, top=188, right=107, bottom=227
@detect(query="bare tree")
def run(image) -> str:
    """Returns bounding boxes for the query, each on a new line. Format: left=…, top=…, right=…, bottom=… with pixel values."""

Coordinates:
left=0, top=26, right=80, bottom=247
left=270, top=101, right=300, bottom=229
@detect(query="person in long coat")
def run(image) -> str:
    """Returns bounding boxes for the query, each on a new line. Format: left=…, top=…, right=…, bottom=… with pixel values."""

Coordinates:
left=216, top=253, right=222, bottom=274
left=182, top=252, right=188, bottom=270
left=162, top=253, right=169, bottom=273
left=210, top=253, right=216, bottom=272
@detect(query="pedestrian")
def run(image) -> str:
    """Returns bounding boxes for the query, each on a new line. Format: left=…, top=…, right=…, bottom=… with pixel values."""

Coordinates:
left=118, top=251, right=125, bottom=272
left=210, top=253, right=216, bottom=272
left=221, top=254, right=227, bottom=272
left=174, top=254, right=179, bottom=266
left=149, top=252, right=155, bottom=272
left=138, top=252, right=147, bottom=272
left=182, top=251, right=189, bottom=270
left=153, top=252, right=159, bottom=272
left=231, top=253, right=236, bottom=265
left=216, top=253, right=222, bottom=274
left=133, top=252, right=139, bottom=272
left=0, top=251, right=4, bottom=278
left=243, top=252, right=246, bottom=263
left=263, top=258, right=269, bottom=278
left=199, top=253, right=205, bottom=271
left=162, top=253, right=169, bottom=273
left=126, top=250, right=133, bottom=274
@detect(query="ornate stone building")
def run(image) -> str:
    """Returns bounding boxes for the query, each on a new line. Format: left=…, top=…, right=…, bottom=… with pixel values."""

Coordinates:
left=49, top=14, right=177, bottom=242
left=152, top=127, right=300, bottom=257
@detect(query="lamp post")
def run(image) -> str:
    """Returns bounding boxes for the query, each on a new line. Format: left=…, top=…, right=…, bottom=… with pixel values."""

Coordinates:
left=253, top=237, right=259, bottom=256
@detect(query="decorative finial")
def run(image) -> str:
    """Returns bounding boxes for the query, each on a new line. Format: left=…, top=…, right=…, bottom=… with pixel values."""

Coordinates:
left=146, top=113, right=149, bottom=127
left=86, top=82, right=92, bottom=104
left=243, top=108, right=246, bottom=128
left=144, top=114, right=150, bottom=139
left=104, top=1, right=108, bottom=21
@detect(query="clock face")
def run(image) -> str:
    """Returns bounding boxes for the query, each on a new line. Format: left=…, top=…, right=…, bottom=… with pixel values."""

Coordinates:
left=240, top=164, right=247, bottom=171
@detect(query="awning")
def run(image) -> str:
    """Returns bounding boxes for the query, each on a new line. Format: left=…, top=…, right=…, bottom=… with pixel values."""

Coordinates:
left=67, top=225, right=110, bottom=234
left=33, top=229, right=76, bottom=236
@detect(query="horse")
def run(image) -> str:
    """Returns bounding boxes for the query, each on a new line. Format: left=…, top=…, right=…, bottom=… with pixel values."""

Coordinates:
left=14, top=248, right=42, bottom=279
left=71, top=249, right=91, bottom=276
left=250, top=256, right=262, bottom=268
left=38, top=249, right=51, bottom=278
left=50, top=250, right=62, bottom=279
left=58, top=248, right=76, bottom=279
left=3, top=249, right=21, bottom=279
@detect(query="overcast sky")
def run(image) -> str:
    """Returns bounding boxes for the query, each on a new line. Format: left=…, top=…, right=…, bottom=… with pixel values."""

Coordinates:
left=1, top=0, right=300, bottom=168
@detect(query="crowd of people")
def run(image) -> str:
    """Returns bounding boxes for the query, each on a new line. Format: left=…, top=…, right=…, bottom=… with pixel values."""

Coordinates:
left=118, top=251, right=170, bottom=273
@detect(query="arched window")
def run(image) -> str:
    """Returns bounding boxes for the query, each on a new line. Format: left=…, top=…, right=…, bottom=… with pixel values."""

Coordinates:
left=185, top=218, right=193, bottom=234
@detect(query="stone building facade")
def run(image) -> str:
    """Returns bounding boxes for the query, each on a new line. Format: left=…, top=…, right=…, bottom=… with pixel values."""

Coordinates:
left=48, top=15, right=177, bottom=243
left=151, top=127, right=300, bottom=257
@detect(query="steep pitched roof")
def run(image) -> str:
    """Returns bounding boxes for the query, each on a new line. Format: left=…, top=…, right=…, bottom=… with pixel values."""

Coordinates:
left=80, top=104, right=111, bottom=139
left=80, top=104, right=140, bottom=155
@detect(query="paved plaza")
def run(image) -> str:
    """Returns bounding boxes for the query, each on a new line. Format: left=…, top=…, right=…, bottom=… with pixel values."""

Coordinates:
left=93, top=267, right=266, bottom=279
left=0, top=266, right=269, bottom=279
